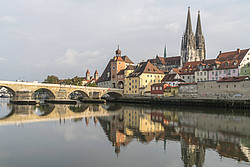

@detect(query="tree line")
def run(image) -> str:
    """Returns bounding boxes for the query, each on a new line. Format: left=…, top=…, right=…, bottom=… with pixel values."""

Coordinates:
left=43, top=75, right=96, bottom=87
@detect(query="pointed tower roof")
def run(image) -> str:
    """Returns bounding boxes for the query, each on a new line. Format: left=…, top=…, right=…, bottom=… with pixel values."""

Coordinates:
left=195, top=11, right=202, bottom=36
left=164, top=44, right=167, bottom=59
left=115, top=44, right=121, bottom=56
left=86, top=69, right=90, bottom=74
left=185, top=7, right=193, bottom=35
left=94, top=70, right=98, bottom=74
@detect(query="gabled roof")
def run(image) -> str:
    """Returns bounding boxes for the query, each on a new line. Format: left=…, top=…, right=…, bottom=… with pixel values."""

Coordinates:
left=148, top=56, right=180, bottom=65
left=161, top=74, right=185, bottom=82
left=122, top=55, right=134, bottom=64
left=217, top=76, right=249, bottom=82
left=216, top=49, right=249, bottom=61
left=127, top=61, right=164, bottom=78
left=117, top=69, right=125, bottom=75
left=125, top=65, right=135, bottom=70
left=97, top=60, right=111, bottom=83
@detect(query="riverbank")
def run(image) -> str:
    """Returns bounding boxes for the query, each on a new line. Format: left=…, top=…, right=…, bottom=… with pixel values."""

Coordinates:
left=108, top=97, right=250, bottom=110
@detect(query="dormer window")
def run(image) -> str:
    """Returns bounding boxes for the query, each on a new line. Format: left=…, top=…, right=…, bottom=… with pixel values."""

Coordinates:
left=233, top=61, right=237, bottom=65
left=225, top=62, right=228, bottom=66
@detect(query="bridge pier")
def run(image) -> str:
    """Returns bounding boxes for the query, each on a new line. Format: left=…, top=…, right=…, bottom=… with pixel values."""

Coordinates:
left=11, top=90, right=39, bottom=104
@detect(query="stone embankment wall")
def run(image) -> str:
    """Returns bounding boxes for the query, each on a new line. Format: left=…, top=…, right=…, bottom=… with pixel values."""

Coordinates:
left=197, top=80, right=250, bottom=99
left=177, top=80, right=250, bottom=99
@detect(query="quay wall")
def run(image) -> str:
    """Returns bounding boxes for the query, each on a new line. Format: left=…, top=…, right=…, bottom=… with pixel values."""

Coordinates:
left=109, top=97, right=250, bottom=110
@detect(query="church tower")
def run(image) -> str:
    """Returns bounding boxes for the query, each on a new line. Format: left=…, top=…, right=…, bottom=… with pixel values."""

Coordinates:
left=180, top=7, right=197, bottom=67
left=195, top=11, right=206, bottom=61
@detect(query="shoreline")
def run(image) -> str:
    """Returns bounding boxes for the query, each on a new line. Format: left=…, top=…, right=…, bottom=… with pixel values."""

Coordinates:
left=107, top=97, right=250, bottom=110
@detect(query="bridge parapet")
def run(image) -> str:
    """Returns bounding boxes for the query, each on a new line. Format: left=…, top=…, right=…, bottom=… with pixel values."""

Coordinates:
left=0, top=80, right=124, bottom=101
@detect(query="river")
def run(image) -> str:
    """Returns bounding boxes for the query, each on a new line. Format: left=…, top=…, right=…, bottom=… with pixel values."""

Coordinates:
left=0, top=98, right=249, bottom=167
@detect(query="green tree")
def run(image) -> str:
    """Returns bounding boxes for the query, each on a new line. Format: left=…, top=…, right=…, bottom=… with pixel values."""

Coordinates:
left=86, top=82, right=97, bottom=87
left=44, top=75, right=59, bottom=84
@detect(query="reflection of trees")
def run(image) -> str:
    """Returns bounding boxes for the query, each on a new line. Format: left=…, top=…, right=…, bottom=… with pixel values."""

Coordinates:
left=68, top=104, right=89, bottom=113
left=36, top=104, right=55, bottom=116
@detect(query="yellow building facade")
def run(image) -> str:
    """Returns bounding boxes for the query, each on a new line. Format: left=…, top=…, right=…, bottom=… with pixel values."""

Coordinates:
left=124, top=61, right=165, bottom=95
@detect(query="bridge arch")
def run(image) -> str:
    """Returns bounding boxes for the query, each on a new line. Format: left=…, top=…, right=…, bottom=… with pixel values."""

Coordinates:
left=0, top=85, right=16, bottom=97
left=32, top=88, right=56, bottom=99
left=101, top=91, right=123, bottom=99
left=68, top=90, right=89, bottom=100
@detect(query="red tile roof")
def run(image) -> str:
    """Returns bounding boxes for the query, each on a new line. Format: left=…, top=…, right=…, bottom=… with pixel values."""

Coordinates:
left=217, top=76, right=249, bottom=82
left=127, top=61, right=164, bottom=78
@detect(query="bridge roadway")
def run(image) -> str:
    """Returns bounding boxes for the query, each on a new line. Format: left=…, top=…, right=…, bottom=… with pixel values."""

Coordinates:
left=0, top=80, right=123, bottom=101
left=0, top=104, right=122, bottom=126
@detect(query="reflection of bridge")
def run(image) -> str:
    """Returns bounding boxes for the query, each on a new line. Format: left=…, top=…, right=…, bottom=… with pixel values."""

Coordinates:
left=0, top=80, right=123, bottom=101
left=0, top=104, right=122, bottom=126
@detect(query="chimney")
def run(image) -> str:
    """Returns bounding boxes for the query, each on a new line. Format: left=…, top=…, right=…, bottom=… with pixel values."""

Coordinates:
left=219, top=51, right=222, bottom=55
left=237, top=48, right=240, bottom=54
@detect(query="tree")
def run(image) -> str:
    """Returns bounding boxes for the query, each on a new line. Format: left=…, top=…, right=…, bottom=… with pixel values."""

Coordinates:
left=86, top=82, right=97, bottom=87
left=44, top=75, right=59, bottom=84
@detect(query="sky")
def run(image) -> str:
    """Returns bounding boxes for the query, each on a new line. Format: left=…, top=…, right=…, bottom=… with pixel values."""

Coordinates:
left=0, top=0, right=249, bottom=82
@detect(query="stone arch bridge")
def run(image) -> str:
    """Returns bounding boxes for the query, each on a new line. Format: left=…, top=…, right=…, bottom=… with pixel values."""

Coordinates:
left=0, top=80, right=123, bottom=101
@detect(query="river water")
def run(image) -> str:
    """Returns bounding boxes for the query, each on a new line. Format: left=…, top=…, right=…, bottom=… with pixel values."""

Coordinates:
left=0, top=99, right=249, bottom=167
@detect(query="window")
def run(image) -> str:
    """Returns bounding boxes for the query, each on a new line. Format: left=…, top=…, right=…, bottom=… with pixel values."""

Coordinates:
left=216, top=71, right=218, bottom=76
left=154, top=80, right=155, bottom=82
left=151, top=75, right=152, bottom=77
left=132, top=80, right=134, bottom=83
left=204, top=78, right=206, bottom=81
left=197, top=73, right=199, bottom=76
left=197, top=79, right=199, bottom=81
left=158, top=80, right=160, bottom=82
left=135, top=91, right=137, bottom=93
left=145, top=80, right=147, bottom=83
left=200, top=72, right=202, bottom=76
left=129, top=83, right=131, bottom=85
left=201, top=79, right=203, bottom=81
left=118, top=76, right=120, bottom=79
left=159, top=87, right=162, bottom=90
left=226, top=85, right=228, bottom=88
left=204, top=72, right=206, bottom=75
left=218, top=85, right=220, bottom=88
left=135, top=80, right=137, bottom=83
left=188, top=76, right=189, bottom=79
left=182, top=76, right=184, bottom=79
left=147, top=75, right=149, bottom=77
left=156, top=87, right=158, bottom=90
left=135, top=85, right=137, bottom=88
left=132, top=86, right=134, bottom=88
left=219, top=71, right=221, bottom=74
left=129, top=88, right=131, bottom=90
left=234, top=85, right=236, bottom=87
left=113, top=66, right=115, bottom=70
left=212, top=72, right=214, bottom=75
left=152, top=87, right=155, bottom=90
left=233, top=70, right=235, bottom=73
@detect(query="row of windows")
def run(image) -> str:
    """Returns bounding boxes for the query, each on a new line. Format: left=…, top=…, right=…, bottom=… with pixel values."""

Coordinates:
left=145, top=79, right=161, bottom=83
left=197, top=78, right=207, bottom=81
left=196, top=71, right=206, bottom=76
left=126, top=90, right=137, bottom=93
left=146, top=75, right=163, bottom=78
left=117, top=75, right=123, bottom=79
left=203, top=84, right=245, bottom=88
left=182, top=76, right=195, bottom=79
left=211, top=69, right=236, bottom=75
left=152, top=86, right=162, bottom=91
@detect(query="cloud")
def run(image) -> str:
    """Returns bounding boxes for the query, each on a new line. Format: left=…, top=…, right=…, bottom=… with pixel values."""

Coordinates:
left=164, top=23, right=181, bottom=33
left=0, top=16, right=17, bottom=23
left=0, top=58, right=5, bottom=62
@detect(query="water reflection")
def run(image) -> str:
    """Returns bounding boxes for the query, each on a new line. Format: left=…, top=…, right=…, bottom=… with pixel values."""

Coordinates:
left=0, top=100, right=249, bottom=166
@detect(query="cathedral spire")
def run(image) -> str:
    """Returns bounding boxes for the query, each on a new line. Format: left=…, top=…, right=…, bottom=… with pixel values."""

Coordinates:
left=195, top=11, right=202, bottom=36
left=164, top=44, right=167, bottom=59
left=185, top=7, right=193, bottom=35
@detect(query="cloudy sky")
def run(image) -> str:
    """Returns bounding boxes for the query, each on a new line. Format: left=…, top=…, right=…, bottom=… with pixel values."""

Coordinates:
left=0, top=0, right=249, bottom=82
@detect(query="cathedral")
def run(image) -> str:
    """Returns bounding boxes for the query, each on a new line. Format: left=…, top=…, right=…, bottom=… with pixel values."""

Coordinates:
left=180, top=7, right=206, bottom=67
